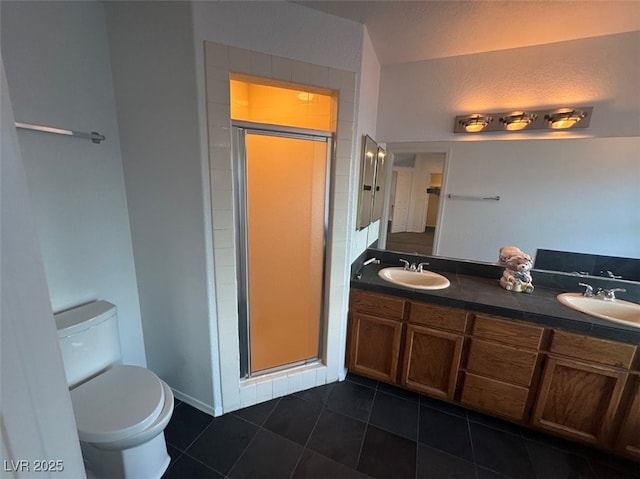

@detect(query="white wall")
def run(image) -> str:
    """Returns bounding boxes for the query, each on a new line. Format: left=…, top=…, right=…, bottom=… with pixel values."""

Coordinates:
left=378, top=31, right=640, bottom=142
left=1, top=56, right=85, bottom=479
left=1, top=1, right=146, bottom=366
left=351, top=26, right=382, bottom=260
left=103, top=1, right=215, bottom=411
left=191, top=1, right=362, bottom=71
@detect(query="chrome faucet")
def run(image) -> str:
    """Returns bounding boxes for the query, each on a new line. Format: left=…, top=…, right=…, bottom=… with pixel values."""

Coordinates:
left=399, top=259, right=430, bottom=272
left=595, top=288, right=626, bottom=301
left=399, top=259, right=418, bottom=271
left=579, top=283, right=595, bottom=297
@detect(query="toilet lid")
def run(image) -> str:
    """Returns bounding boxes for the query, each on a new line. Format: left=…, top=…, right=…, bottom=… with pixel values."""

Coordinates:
left=70, top=365, right=165, bottom=444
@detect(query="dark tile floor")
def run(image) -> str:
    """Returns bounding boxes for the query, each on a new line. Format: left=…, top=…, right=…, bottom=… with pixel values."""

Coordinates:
left=386, top=229, right=435, bottom=256
left=163, top=373, right=639, bottom=479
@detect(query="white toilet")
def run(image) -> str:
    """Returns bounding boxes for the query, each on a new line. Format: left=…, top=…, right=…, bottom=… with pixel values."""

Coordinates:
left=55, top=300, right=174, bottom=479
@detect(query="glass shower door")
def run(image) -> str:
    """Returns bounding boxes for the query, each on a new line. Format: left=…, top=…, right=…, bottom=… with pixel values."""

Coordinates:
left=235, top=126, right=330, bottom=376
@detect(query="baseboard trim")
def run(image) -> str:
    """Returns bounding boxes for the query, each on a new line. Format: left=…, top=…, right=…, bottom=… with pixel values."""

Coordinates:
left=171, top=388, right=218, bottom=416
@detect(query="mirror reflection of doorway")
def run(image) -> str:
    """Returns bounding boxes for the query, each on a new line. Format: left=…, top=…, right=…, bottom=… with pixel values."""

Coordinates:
left=386, top=152, right=445, bottom=255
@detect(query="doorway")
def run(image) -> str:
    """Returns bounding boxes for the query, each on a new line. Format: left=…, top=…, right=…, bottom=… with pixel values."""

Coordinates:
left=386, top=152, right=445, bottom=255
left=233, top=124, right=331, bottom=377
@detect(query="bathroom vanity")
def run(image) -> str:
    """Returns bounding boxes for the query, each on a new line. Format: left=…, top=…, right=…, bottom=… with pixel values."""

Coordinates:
left=348, top=254, right=640, bottom=461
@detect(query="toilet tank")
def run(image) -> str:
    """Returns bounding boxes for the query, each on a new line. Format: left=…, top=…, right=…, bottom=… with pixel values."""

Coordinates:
left=55, top=301, right=122, bottom=388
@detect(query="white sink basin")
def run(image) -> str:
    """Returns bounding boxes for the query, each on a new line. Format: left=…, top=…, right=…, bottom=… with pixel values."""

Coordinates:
left=378, top=267, right=450, bottom=290
left=557, top=293, right=640, bottom=329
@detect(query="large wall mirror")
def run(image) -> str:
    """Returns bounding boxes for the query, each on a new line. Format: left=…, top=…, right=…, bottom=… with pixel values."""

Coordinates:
left=379, top=136, right=640, bottom=282
left=356, top=135, right=387, bottom=230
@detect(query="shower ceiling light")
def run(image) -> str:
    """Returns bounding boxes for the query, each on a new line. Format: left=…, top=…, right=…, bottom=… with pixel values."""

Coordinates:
left=500, top=111, right=538, bottom=131
left=454, top=106, right=593, bottom=133
left=458, top=115, right=493, bottom=132
left=545, top=108, right=588, bottom=129
left=296, top=91, right=315, bottom=102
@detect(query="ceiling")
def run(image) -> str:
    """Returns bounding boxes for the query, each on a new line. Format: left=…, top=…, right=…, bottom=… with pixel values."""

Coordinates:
left=295, top=0, right=640, bottom=65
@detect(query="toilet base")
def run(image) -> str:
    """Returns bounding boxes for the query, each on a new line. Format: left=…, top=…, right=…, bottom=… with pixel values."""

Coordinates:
left=81, top=431, right=170, bottom=479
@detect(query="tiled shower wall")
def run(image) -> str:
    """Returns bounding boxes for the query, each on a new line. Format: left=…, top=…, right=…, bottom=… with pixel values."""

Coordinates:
left=204, top=41, right=357, bottom=413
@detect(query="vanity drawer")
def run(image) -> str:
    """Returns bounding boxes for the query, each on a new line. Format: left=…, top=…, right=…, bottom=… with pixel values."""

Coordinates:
left=471, top=313, right=544, bottom=350
left=409, top=301, right=468, bottom=332
left=350, top=289, right=407, bottom=320
left=549, top=330, right=637, bottom=369
left=465, top=339, right=539, bottom=387
left=460, top=372, right=529, bottom=421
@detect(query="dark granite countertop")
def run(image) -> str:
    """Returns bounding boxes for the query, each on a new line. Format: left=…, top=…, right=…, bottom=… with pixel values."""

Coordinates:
left=351, top=253, right=640, bottom=345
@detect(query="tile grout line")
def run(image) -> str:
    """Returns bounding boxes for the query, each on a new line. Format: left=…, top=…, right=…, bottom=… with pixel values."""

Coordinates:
left=353, top=379, right=379, bottom=473
left=414, top=396, right=421, bottom=479
left=168, top=407, right=215, bottom=456
left=223, top=396, right=284, bottom=477
left=464, top=412, right=481, bottom=479
left=287, top=391, right=330, bottom=479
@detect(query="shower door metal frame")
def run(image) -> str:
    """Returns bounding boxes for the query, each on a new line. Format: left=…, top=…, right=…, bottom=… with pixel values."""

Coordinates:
left=232, top=121, right=333, bottom=378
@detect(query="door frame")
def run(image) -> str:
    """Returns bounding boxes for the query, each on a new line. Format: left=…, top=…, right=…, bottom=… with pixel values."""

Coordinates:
left=232, top=120, right=333, bottom=378
left=383, top=145, right=451, bottom=256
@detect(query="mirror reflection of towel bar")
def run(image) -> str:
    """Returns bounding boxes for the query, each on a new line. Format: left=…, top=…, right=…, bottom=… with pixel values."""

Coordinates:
left=15, top=122, right=105, bottom=144
left=447, top=194, right=500, bottom=201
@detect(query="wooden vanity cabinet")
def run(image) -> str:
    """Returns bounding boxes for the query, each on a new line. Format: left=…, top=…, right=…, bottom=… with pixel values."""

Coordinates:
left=347, top=290, right=406, bottom=382
left=460, top=313, right=545, bottom=422
left=614, top=375, right=640, bottom=460
left=400, top=302, right=467, bottom=400
left=348, top=288, right=640, bottom=459
left=531, top=330, right=635, bottom=447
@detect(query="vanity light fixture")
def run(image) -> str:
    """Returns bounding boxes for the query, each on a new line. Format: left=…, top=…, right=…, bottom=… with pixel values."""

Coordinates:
left=454, top=106, right=593, bottom=133
left=544, top=108, right=588, bottom=129
left=499, top=111, right=538, bottom=131
left=458, top=114, right=493, bottom=133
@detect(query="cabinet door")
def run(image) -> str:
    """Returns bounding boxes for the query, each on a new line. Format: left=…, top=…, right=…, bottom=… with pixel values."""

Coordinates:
left=401, top=323, right=464, bottom=400
left=615, top=380, right=640, bottom=460
left=349, top=312, right=403, bottom=383
left=532, top=357, right=628, bottom=446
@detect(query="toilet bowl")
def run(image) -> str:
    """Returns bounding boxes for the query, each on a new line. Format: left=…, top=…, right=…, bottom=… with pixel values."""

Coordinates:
left=55, top=301, right=174, bottom=479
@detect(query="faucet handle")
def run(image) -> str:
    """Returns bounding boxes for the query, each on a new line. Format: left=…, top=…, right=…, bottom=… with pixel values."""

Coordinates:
left=578, top=283, right=594, bottom=297
left=399, top=259, right=410, bottom=270
left=417, top=262, right=430, bottom=272
left=571, top=271, right=590, bottom=276
left=602, top=270, right=623, bottom=279
left=596, top=287, right=626, bottom=300
left=607, top=288, right=626, bottom=300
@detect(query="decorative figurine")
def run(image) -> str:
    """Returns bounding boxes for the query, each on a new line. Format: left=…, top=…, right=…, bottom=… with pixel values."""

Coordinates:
left=498, top=246, right=535, bottom=293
